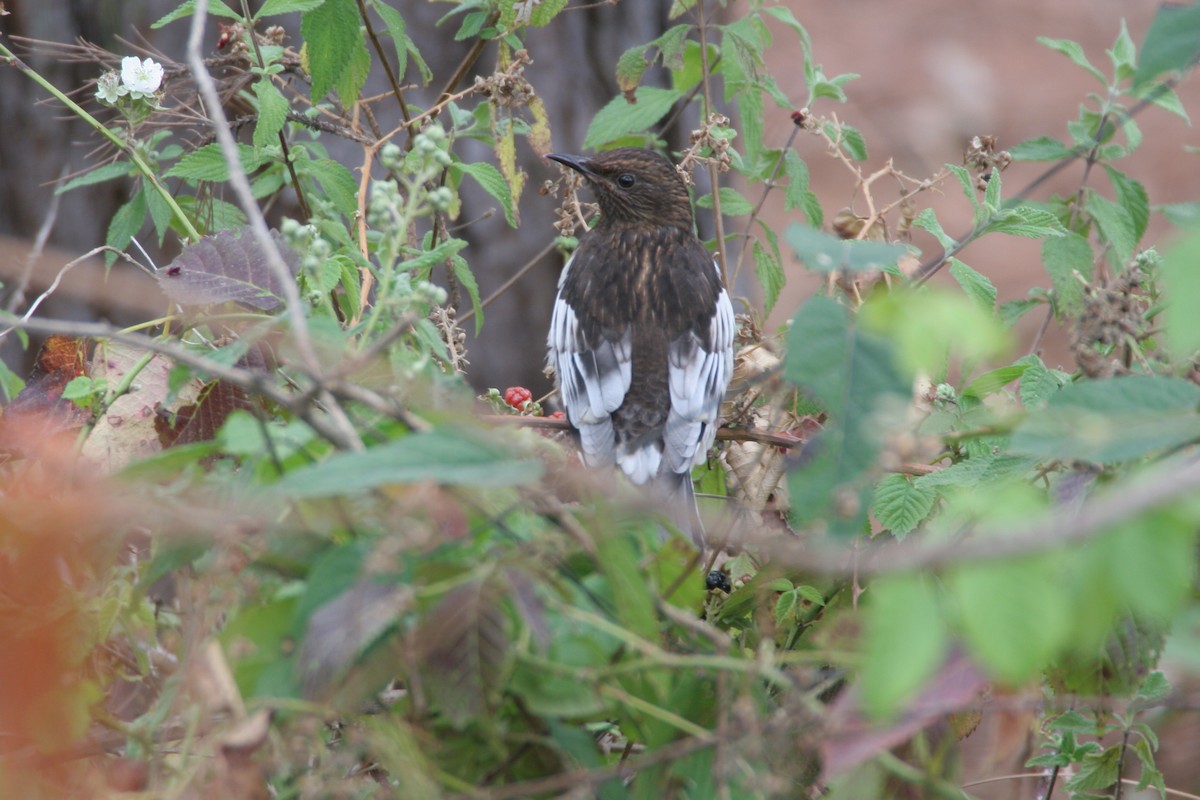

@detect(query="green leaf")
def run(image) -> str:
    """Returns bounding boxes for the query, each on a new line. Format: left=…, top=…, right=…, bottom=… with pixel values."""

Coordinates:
left=836, top=123, right=868, bottom=161
left=151, top=0, right=239, bottom=28
left=962, top=364, right=1028, bottom=400
left=583, top=87, right=683, bottom=150
left=105, top=189, right=148, bottom=265
left=256, top=0, right=325, bottom=17
left=56, top=161, right=133, bottom=194
left=1041, top=230, right=1093, bottom=317
left=1086, top=190, right=1137, bottom=266
left=1036, top=35, right=1106, bottom=85
left=1132, top=1, right=1200, bottom=89
left=294, top=158, right=358, bottom=218
left=1017, top=355, right=1067, bottom=409
left=949, top=259, right=996, bottom=311
left=981, top=205, right=1067, bottom=239
left=872, top=474, right=936, bottom=538
left=302, top=0, right=370, bottom=103
left=371, top=1, right=413, bottom=81
left=752, top=240, right=785, bottom=316
left=785, top=223, right=909, bottom=273
left=784, top=297, right=909, bottom=532
left=450, top=256, right=484, bottom=335
left=145, top=182, right=174, bottom=244
left=1164, top=228, right=1200, bottom=356
left=1104, top=166, right=1149, bottom=244
left=451, top=161, right=516, bottom=227
left=861, top=575, right=946, bottom=718
left=1010, top=376, right=1200, bottom=464
left=1106, top=514, right=1196, bottom=624
left=1159, top=201, right=1200, bottom=229
left=950, top=555, right=1069, bottom=684
left=166, top=143, right=271, bottom=182
left=694, top=186, right=754, bottom=217
left=1064, top=747, right=1121, bottom=793
left=253, top=78, right=290, bottom=149
left=276, top=427, right=544, bottom=495
left=615, top=44, right=651, bottom=95
left=1009, top=135, right=1076, bottom=162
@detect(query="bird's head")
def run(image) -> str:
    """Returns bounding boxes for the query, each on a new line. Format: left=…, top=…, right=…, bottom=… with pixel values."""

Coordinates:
left=547, top=147, right=693, bottom=230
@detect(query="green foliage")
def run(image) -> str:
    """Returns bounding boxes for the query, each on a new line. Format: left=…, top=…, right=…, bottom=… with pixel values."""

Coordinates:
left=5, top=1, right=1200, bottom=798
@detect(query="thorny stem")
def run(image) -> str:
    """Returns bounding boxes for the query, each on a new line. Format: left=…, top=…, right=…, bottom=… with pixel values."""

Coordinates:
left=0, top=42, right=202, bottom=243
left=695, top=4, right=730, bottom=289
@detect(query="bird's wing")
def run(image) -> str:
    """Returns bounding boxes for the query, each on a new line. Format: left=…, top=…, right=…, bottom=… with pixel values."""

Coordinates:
left=663, top=265, right=735, bottom=473
left=547, top=254, right=633, bottom=465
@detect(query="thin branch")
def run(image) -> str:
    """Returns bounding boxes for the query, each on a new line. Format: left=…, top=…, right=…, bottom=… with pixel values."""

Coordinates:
left=457, top=240, right=556, bottom=327
left=355, top=0, right=414, bottom=136
left=765, top=453, right=1200, bottom=576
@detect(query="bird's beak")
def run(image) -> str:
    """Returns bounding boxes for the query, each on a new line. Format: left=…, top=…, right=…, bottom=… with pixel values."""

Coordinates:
left=546, top=152, right=596, bottom=178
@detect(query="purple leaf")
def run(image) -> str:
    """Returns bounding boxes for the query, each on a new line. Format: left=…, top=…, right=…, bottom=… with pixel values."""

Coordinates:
left=157, top=227, right=300, bottom=311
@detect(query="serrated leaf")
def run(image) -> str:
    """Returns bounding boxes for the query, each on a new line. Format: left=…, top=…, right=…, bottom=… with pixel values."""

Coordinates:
left=583, top=86, right=683, bottom=150
left=1086, top=190, right=1137, bottom=265
left=694, top=186, right=754, bottom=216
left=157, top=227, right=300, bottom=310
left=450, top=256, right=484, bottom=334
left=451, top=160, right=516, bottom=227
left=1009, top=135, right=1076, bottom=162
left=982, top=205, right=1067, bottom=239
left=1133, top=1, right=1200, bottom=89
left=371, top=1, right=413, bottom=80
left=1037, top=35, right=1107, bottom=85
left=872, top=474, right=936, bottom=538
left=294, top=157, right=358, bottom=218
left=1010, top=376, right=1200, bottom=463
left=949, top=259, right=996, bottom=311
left=252, top=78, right=289, bottom=149
left=151, top=0, right=239, bottom=28
left=145, top=183, right=174, bottom=244
left=752, top=240, right=785, bottom=315
left=837, top=123, right=868, bottom=161
left=615, top=44, right=650, bottom=96
left=861, top=575, right=946, bottom=718
left=1104, top=166, right=1149, bottom=244
left=1041, top=230, right=1093, bottom=317
left=786, top=223, right=909, bottom=273
left=105, top=190, right=148, bottom=265
left=277, top=426, right=544, bottom=495
left=1064, top=747, right=1121, bottom=793
left=1017, top=355, right=1066, bottom=408
left=302, top=0, right=368, bottom=102
left=56, top=161, right=133, bottom=195
left=256, top=0, right=324, bottom=17
left=415, top=579, right=508, bottom=729
left=166, top=143, right=272, bottom=182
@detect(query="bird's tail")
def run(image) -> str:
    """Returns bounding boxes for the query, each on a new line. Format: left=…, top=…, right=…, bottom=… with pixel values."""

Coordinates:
left=655, top=469, right=706, bottom=548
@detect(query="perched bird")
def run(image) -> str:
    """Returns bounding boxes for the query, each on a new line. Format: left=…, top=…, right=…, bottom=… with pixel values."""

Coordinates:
left=546, top=147, right=735, bottom=545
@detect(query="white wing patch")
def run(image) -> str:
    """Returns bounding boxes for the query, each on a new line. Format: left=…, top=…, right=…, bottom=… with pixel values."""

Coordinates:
left=547, top=253, right=633, bottom=466
left=663, top=266, right=734, bottom=473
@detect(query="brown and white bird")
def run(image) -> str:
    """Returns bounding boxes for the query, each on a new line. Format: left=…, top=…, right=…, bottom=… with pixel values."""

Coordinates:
left=546, top=147, right=734, bottom=545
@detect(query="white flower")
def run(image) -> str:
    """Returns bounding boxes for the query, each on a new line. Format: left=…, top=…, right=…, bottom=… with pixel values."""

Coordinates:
left=120, top=56, right=164, bottom=99
left=95, top=70, right=127, bottom=105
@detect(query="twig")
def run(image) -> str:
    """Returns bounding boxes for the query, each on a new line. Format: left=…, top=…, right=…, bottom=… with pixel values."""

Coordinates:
left=354, top=0, right=414, bottom=136
left=457, top=240, right=556, bottom=327
left=5, top=166, right=66, bottom=314
left=0, top=310, right=360, bottom=450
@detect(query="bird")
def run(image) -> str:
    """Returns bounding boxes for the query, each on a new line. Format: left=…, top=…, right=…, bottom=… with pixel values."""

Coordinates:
left=545, top=147, right=735, bottom=546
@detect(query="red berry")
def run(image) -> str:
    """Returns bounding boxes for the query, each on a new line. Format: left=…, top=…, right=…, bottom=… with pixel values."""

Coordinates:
left=549, top=410, right=566, bottom=420
left=503, top=386, right=532, bottom=409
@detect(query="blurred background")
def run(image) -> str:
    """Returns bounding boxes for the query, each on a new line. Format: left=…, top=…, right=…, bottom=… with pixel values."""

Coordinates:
left=1, top=1, right=1199, bottom=796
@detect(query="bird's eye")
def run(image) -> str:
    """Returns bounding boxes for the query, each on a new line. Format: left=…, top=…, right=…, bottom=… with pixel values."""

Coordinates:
left=616, top=173, right=636, bottom=189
